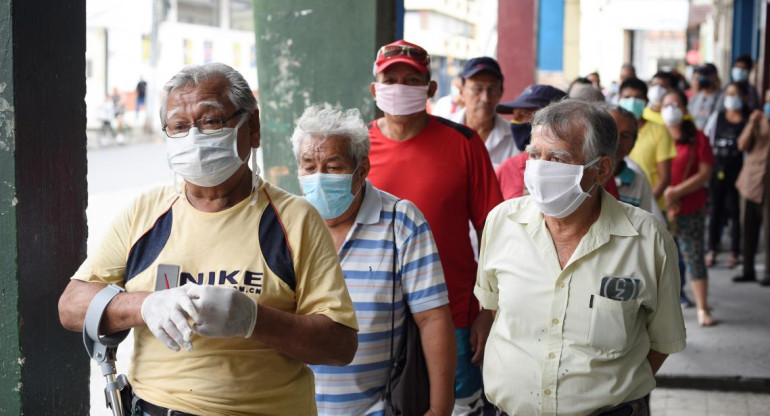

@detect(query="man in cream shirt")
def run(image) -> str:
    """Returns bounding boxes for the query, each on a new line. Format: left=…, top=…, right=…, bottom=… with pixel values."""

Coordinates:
left=475, top=99, right=686, bottom=416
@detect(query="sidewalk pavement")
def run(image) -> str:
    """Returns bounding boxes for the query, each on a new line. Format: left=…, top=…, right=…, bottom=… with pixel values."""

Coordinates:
left=649, top=251, right=770, bottom=414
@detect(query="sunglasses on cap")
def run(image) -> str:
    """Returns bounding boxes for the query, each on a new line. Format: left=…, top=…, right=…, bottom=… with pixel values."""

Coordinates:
left=377, top=44, right=430, bottom=64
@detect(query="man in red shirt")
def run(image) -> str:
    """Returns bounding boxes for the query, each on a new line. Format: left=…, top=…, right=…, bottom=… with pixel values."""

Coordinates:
left=367, top=40, right=503, bottom=415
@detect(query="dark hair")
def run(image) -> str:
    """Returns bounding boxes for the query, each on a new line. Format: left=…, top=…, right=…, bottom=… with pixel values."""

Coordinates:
left=619, top=77, right=648, bottom=97
left=664, top=89, right=697, bottom=143
left=735, top=54, right=754, bottom=71
left=701, top=63, right=718, bottom=76
left=621, top=63, right=636, bottom=72
left=651, top=71, right=677, bottom=89
left=726, top=81, right=749, bottom=98
left=568, top=77, right=593, bottom=94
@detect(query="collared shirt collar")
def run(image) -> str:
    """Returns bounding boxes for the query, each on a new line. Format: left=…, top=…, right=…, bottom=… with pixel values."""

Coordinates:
left=507, top=189, right=638, bottom=238
left=353, top=179, right=382, bottom=225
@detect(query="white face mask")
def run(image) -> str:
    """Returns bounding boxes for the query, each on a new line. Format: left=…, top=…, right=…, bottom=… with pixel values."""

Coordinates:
left=374, top=83, right=429, bottom=116
left=724, top=95, right=744, bottom=111
left=647, top=85, right=667, bottom=106
left=524, top=157, right=600, bottom=218
left=166, top=115, right=249, bottom=187
left=661, top=105, right=684, bottom=126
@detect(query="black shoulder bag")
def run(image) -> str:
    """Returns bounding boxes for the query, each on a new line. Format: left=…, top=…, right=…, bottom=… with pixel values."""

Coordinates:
left=384, top=201, right=431, bottom=416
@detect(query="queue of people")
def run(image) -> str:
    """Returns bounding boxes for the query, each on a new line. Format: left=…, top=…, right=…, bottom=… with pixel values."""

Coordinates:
left=57, top=39, right=770, bottom=416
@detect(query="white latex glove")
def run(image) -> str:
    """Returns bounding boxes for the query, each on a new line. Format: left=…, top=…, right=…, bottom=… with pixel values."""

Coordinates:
left=140, top=286, right=199, bottom=352
left=185, top=285, right=258, bottom=338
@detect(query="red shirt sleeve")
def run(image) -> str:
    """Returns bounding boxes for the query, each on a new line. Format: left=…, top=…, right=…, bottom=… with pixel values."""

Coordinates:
left=496, top=152, right=528, bottom=200
left=467, top=132, right=504, bottom=230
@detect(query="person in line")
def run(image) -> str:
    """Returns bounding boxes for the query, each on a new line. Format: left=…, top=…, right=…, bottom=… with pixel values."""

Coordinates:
left=293, top=105, right=456, bottom=416
left=433, top=75, right=464, bottom=119
left=587, top=71, right=602, bottom=90
left=688, top=64, right=721, bottom=131
left=660, top=89, right=715, bottom=326
left=704, top=82, right=749, bottom=269
left=642, top=71, right=677, bottom=125
left=476, top=99, right=686, bottom=416
left=733, top=91, right=770, bottom=285
left=495, top=85, right=568, bottom=200
left=450, top=57, right=517, bottom=169
left=728, top=54, right=761, bottom=111
left=59, top=63, right=359, bottom=416
left=606, top=104, right=659, bottom=216
left=619, top=77, right=677, bottom=212
left=366, top=40, right=503, bottom=414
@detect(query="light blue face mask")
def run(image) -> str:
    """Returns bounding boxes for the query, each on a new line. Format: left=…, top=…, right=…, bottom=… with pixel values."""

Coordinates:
left=299, top=172, right=358, bottom=219
left=619, top=97, right=646, bottom=120
left=763, top=103, right=770, bottom=118
left=732, top=67, right=749, bottom=82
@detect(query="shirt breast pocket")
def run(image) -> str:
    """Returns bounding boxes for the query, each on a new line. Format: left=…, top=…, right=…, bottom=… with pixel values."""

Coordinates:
left=587, top=295, right=639, bottom=355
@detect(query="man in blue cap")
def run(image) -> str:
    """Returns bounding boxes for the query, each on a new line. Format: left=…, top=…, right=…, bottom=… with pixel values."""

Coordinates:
left=495, top=85, right=567, bottom=199
left=497, top=84, right=568, bottom=152
left=450, top=57, right=516, bottom=169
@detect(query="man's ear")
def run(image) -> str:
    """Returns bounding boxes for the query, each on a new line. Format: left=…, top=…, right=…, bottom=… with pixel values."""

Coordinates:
left=595, top=155, right=614, bottom=187
left=248, top=108, right=261, bottom=148
left=370, top=82, right=377, bottom=100
left=428, top=80, right=438, bottom=99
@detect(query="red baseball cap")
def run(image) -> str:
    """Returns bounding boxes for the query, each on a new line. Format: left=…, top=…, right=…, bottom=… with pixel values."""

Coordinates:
left=373, top=40, right=430, bottom=75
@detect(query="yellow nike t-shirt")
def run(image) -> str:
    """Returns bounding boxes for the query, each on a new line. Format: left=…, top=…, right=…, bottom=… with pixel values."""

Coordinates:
left=72, top=180, right=358, bottom=416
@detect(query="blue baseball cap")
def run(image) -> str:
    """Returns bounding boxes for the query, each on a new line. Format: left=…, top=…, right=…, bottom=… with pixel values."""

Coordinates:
left=462, top=57, right=503, bottom=82
left=496, top=84, right=567, bottom=113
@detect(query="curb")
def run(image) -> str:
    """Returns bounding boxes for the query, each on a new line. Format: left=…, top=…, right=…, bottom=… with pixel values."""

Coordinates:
left=656, top=375, right=770, bottom=394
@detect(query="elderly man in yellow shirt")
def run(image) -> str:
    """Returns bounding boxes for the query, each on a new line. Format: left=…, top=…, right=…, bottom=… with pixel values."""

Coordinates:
left=475, top=99, right=686, bottom=416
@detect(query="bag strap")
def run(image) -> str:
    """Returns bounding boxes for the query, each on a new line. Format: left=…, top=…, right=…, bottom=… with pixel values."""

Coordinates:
left=386, top=199, right=401, bottom=402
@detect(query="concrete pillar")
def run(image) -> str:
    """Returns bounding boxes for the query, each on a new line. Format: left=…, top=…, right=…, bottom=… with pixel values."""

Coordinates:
left=254, top=0, right=399, bottom=194
left=0, top=0, right=89, bottom=413
left=497, top=0, right=537, bottom=102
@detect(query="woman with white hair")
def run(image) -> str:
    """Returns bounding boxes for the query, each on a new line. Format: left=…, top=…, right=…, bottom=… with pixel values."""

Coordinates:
left=293, top=105, right=456, bottom=416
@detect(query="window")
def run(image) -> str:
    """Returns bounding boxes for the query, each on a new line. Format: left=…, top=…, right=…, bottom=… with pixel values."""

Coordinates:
left=230, top=0, right=253, bottom=31
left=178, top=0, right=220, bottom=27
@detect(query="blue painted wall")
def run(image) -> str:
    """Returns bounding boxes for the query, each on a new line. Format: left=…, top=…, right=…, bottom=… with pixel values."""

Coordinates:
left=537, top=0, right=564, bottom=71
left=731, top=0, right=759, bottom=63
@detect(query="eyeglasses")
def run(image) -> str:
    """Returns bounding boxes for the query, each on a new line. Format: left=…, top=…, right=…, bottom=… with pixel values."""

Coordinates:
left=377, top=44, right=430, bottom=65
left=163, top=108, right=246, bottom=138
left=468, top=86, right=502, bottom=97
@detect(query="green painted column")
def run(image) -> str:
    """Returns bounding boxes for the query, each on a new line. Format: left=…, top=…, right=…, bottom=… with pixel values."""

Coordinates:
left=254, top=0, right=398, bottom=194
left=0, top=0, right=89, bottom=414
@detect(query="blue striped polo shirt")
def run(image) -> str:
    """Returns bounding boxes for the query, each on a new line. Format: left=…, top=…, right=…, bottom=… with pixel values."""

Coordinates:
left=309, top=180, right=449, bottom=416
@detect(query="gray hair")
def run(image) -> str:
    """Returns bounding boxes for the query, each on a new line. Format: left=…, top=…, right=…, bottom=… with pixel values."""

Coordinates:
left=160, top=62, right=257, bottom=122
left=532, top=99, right=618, bottom=166
left=291, top=105, right=370, bottom=166
left=603, top=103, right=638, bottom=140
left=569, top=84, right=606, bottom=103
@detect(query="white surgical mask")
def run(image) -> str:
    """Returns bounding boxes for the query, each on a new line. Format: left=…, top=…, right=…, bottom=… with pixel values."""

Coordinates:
left=647, top=85, right=667, bottom=106
left=661, top=105, right=684, bottom=126
left=374, top=83, right=429, bottom=115
left=524, top=157, right=600, bottom=218
left=724, top=95, right=744, bottom=111
left=166, top=115, right=249, bottom=187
